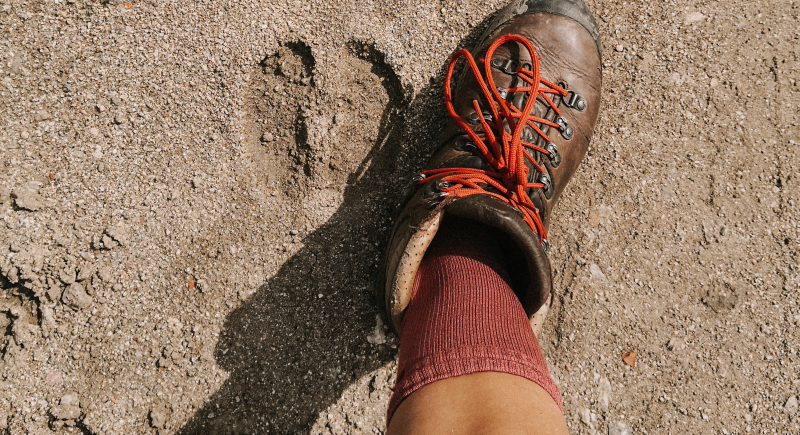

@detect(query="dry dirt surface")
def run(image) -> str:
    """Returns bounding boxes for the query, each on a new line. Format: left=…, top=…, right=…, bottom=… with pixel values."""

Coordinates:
left=1, top=0, right=799, bottom=433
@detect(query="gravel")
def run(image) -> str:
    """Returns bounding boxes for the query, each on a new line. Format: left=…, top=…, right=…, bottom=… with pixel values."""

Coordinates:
left=1, top=0, right=798, bottom=433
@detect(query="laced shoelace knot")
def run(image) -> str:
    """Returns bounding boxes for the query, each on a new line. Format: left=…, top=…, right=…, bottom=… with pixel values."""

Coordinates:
left=418, top=34, right=580, bottom=251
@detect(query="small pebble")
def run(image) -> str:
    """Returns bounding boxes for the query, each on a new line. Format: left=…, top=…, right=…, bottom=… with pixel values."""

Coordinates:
left=34, top=110, right=52, bottom=122
left=60, top=392, right=80, bottom=407
left=598, top=377, right=612, bottom=413
left=261, top=132, right=274, bottom=142
left=9, top=53, right=21, bottom=73
left=50, top=391, right=82, bottom=421
left=11, top=188, right=43, bottom=211
left=685, top=11, right=705, bottom=24
left=62, top=282, right=93, bottom=310
left=45, top=371, right=63, bottom=385
left=150, top=406, right=170, bottom=429
left=785, top=396, right=799, bottom=415
left=608, top=420, right=633, bottom=435
left=615, top=44, right=624, bottom=52
left=579, top=407, right=592, bottom=425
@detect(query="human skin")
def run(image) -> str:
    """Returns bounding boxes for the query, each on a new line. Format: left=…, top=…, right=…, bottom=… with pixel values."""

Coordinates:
left=387, top=371, right=570, bottom=435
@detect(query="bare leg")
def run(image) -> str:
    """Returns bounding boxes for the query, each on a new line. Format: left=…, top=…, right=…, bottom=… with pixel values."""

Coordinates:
left=388, top=372, right=569, bottom=435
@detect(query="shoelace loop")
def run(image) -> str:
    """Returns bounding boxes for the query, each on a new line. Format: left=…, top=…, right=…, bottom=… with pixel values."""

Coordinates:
left=418, top=35, right=569, bottom=248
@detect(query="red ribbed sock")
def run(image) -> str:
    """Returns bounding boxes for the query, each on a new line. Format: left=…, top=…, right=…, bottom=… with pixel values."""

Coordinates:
left=386, top=219, right=561, bottom=423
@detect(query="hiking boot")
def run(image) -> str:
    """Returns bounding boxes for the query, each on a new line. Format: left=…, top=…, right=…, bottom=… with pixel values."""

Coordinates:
left=380, top=0, right=602, bottom=337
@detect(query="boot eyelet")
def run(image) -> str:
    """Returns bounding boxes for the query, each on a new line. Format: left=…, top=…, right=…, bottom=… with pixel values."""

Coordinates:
left=539, top=173, right=554, bottom=199
left=545, top=142, right=561, bottom=168
left=423, top=190, right=449, bottom=200
left=496, top=87, right=508, bottom=99
left=555, top=116, right=574, bottom=140
left=427, top=200, right=443, bottom=210
left=423, top=180, right=451, bottom=199
left=490, top=58, right=518, bottom=75
left=564, top=90, right=587, bottom=112
left=561, top=124, right=574, bottom=140
left=467, top=111, right=494, bottom=124
left=454, top=137, right=476, bottom=152
left=539, top=173, right=551, bottom=189
left=434, top=180, right=451, bottom=191
left=541, top=239, right=550, bottom=253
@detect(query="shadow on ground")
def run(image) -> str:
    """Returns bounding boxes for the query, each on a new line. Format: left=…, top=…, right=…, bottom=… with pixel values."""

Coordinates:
left=178, top=17, right=497, bottom=435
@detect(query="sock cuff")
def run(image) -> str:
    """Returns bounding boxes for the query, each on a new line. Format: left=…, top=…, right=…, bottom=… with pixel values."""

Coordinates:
left=387, top=345, right=562, bottom=421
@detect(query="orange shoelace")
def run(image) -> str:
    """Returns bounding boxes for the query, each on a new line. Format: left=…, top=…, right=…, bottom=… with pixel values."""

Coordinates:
left=417, top=34, right=568, bottom=248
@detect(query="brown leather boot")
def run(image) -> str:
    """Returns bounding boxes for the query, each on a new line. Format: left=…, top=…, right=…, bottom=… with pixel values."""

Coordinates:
left=380, top=0, right=602, bottom=337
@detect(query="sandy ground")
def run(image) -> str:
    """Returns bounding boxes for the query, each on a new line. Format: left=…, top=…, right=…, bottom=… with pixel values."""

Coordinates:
left=1, top=0, right=799, bottom=433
